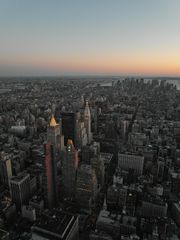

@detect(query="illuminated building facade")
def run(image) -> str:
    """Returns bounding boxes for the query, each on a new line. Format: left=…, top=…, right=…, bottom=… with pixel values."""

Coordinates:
left=47, top=114, right=64, bottom=151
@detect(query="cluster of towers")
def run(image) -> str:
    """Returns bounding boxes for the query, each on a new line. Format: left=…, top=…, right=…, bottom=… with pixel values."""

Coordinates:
left=44, top=100, right=92, bottom=209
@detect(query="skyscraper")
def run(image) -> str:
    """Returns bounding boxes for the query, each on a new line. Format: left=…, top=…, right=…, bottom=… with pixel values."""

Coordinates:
left=90, top=142, right=105, bottom=189
left=47, top=114, right=64, bottom=151
left=84, top=100, right=92, bottom=144
left=118, top=153, right=144, bottom=176
left=9, top=173, right=30, bottom=211
left=76, top=164, right=97, bottom=212
left=43, top=141, right=57, bottom=209
left=62, top=139, right=78, bottom=199
left=0, top=152, right=12, bottom=187
left=61, top=112, right=76, bottom=147
left=75, top=111, right=88, bottom=148
left=94, top=106, right=100, bottom=135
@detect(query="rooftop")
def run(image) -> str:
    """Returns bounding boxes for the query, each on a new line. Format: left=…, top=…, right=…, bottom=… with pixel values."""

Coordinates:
left=32, top=211, right=77, bottom=240
left=10, top=173, right=29, bottom=183
left=97, top=210, right=137, bottom=228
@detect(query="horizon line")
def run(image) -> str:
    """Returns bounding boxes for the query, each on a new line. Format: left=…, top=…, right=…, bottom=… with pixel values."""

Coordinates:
left=0, top=74, right=180, bottom=79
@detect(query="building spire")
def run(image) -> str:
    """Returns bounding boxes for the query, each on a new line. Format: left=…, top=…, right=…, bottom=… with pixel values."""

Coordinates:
left=50, top=114, right=57, bottom=127
left=67, top=139, right=75, bottom=151
left=84, top=100, right=90, bottom=117
left=84, top=99, right=92, bottom=143
left=103, top=196, right=107, bottom=210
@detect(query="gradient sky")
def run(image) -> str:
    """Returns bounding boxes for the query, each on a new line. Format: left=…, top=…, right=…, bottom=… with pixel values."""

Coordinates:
left=0, top=0, right=180, bottom=76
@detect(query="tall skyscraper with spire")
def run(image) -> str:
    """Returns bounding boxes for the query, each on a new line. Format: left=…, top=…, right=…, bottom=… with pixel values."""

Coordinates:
left=84, top=100, right=92, bottom=144
left=43, top=115, right=64, bottom=209
left=47, top=114, right=64, bottom=151
left=62, top=139, right=78, bottom=199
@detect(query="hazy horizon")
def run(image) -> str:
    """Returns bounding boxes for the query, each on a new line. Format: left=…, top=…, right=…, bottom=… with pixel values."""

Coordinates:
left=1, top=0, right=180, bottom=76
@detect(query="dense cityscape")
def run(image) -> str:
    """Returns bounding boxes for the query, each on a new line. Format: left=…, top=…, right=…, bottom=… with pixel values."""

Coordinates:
left=0, top=77, right=180, bottom=239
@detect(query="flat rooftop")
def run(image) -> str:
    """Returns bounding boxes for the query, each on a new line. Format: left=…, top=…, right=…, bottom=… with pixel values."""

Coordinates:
left=10, top=173, right=29, bottom=183
left=32, top=211, right=77, bottom=240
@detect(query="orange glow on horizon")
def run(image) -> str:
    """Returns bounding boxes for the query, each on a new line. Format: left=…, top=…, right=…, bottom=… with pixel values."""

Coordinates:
left=1, top=54, right=180, bottom=76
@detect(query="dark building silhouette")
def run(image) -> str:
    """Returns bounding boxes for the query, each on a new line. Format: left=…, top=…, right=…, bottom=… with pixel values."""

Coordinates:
left=43, top=141, right=57, bottom=209
left=61, top=112, right=76, bottom=147
left=62, top=139, right=78, bottom=199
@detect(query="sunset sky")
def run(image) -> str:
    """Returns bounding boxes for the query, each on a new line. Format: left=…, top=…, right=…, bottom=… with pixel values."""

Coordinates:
left=0, top=0, right=180, bottom=76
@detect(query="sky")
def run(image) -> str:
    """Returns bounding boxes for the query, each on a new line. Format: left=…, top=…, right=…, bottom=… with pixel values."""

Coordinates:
left=0, top=0, right=180, bottom=77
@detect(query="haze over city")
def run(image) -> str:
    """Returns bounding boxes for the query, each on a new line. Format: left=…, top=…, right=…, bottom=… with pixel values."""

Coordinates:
left=0, top=0, right=180, bottom=77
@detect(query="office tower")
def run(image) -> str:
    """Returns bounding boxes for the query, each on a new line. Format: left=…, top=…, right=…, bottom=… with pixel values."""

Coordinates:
left=43, top=141, right=57, bottom=209
left=81, top=145, right=94, bottom=164
left=47, top=114, right=64, bottom=151
left=94, top=106, right=100, bottom=135
left=126, top=189, right=137, bottom=216
left=0, top=152, right=12, bottom=186
left=118, top=153, right=144, bottom=176
left=91, top=155, right=104, bottom=190
left=90, top=142, right=105, bottom=189
left=76, top=164, right=97, bottom=212
left=157, top=160, right=165, bottom=181
left=120, top=119, right=128, bottom=140
left=62, top=139, right=78, bottom=199
left=9, top=173, right=30, bottom=211
left=84, top=100, right=92, bottom=144
left=61, top=112, right=76, bottom=147
left=76, top=112, right=88, bottom=148
left=141, top=196, right=167, bottom=218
